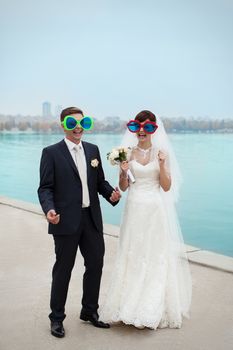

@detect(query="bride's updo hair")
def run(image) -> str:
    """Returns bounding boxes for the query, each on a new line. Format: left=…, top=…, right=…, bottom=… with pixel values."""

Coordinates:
left=135, top=110, right=156, bottom=123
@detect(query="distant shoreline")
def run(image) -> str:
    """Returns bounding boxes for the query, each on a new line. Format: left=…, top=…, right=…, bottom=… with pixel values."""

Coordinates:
left=1, top=129, right=233, bottom=134
left=1, top=115, right=233, bottom=134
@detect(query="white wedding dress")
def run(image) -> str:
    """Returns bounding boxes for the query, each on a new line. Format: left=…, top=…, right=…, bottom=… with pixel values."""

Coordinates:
left=100, top=147, right=192, bottom=329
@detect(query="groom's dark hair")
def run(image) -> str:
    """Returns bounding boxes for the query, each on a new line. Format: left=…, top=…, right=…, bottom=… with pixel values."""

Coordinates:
left=60, top=107, right=84, bottom=122
left=135, top=110, right=156, bottom=122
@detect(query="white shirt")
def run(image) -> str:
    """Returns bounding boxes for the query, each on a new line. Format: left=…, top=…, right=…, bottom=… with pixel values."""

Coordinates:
left=64, top=138, right=90, bottom=207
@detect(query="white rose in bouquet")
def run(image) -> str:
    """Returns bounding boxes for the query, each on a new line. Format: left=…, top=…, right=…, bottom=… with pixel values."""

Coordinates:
left=107, top=147, right=135, bottom=183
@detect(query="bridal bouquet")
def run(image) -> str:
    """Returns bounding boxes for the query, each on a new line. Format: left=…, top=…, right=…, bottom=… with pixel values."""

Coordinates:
left=107, top=147, right=135, bottom=183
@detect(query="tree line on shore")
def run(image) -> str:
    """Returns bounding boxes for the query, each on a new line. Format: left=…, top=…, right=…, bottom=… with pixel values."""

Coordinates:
left=0, top=115, right=233, bottom=133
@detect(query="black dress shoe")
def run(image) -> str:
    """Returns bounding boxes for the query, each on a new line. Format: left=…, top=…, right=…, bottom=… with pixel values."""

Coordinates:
left=80, top=312, right=110, bottom=329
left=50, top=321, right=65, bottom=338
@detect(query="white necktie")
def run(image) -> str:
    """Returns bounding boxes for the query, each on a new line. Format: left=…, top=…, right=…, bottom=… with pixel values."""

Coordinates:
left=74, top=146, right=90, bottom=207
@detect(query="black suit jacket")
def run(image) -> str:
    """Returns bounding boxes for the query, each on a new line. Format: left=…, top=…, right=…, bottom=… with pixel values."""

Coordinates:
left=38, top=140, right=116, bottom=235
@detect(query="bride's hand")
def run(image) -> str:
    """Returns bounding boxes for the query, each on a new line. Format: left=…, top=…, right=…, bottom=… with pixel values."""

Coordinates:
left=158, top=151, right=166, bottom=166
left=120, top=160, right=129, bottom=176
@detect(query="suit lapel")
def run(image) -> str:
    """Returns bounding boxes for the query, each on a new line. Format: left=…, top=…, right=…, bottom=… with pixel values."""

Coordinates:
left=82, top=141, right=91, bottom=180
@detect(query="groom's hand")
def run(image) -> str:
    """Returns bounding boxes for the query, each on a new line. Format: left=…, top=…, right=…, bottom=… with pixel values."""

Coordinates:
left=46, top=209, right=60, bottom=224
left=110, top=187, right=121, bottom=202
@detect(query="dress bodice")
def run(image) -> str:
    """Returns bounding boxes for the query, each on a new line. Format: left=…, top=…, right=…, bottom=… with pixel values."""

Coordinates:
left=129, top=159, right=160, bottom=191
left=127, top=159, right=162, bottom=208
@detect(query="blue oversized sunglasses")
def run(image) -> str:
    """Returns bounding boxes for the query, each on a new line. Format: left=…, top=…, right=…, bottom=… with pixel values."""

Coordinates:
left=61, top=115, right=94, bottom=131
left=127, top=120, right=158, bottom=134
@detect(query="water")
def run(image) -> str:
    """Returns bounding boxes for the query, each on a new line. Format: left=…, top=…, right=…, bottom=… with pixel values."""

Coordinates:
left=0, top=132, right=233, bottom=257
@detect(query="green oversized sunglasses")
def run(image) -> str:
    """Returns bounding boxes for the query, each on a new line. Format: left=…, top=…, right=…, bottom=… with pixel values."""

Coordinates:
left=61, top=115, right=94, bottom=131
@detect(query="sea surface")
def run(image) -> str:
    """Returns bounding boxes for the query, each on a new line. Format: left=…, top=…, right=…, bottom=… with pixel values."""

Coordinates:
left=0, top=132, right=232, bottom=257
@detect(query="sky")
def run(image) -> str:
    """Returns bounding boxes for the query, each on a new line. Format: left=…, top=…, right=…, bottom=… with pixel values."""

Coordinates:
left=1, top=0, right=233, bottom=119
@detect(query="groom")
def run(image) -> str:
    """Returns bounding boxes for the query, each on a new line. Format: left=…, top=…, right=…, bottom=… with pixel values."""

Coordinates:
left=38, top=106, right=121, bottom=338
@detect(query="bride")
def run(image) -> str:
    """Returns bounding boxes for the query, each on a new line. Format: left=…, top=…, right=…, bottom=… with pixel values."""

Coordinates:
left=100, top=110, right=192, bottom=329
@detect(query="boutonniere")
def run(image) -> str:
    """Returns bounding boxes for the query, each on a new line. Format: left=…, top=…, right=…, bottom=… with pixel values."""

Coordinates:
left=91, top=158, right=99, bottom=168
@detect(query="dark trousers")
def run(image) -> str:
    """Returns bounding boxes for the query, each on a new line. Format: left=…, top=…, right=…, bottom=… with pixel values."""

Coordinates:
left=49, top=208, right=105, bottom=322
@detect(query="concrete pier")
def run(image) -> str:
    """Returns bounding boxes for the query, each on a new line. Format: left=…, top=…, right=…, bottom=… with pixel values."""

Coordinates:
left=0, top=196, right=233, bottom=350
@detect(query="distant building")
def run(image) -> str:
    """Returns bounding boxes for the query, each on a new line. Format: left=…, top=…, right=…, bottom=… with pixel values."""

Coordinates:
left=101, top=116, right=124, bottom=132
left=55, top=105, right=63, bottom=118
left=103, top=116, right=121, bottom=126
left=42, top=101, right=52, bottom=118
